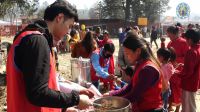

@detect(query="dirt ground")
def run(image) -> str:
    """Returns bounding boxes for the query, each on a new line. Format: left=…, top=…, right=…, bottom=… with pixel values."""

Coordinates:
left=0, top=37, right=200, bottom=112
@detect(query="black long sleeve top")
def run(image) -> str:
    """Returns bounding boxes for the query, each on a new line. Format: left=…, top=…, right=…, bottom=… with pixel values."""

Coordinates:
left=14, top=20, right=80, bottom=108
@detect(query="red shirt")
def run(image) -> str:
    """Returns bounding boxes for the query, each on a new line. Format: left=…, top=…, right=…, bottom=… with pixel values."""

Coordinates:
left=98, top=38, right=113, bottom=48
left=181, top=43, right=200, bottom=92
left=167, top=37, right=189, bottom=63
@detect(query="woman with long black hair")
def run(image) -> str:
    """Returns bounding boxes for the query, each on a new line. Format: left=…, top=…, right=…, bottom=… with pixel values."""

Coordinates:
left=105, top=32, right=163, bottom=112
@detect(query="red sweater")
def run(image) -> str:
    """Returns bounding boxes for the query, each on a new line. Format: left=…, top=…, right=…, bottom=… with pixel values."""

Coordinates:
left=110, top=60, right=162, bottom=111
left=98, top=38, right=113, bottom=48
left=181, top=43, right=200, bottom=92
left=167, top=37, right=189, bottom=63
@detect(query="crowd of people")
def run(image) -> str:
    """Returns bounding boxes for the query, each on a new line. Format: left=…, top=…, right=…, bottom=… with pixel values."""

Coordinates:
left=5, top=0, right=200, bottom=112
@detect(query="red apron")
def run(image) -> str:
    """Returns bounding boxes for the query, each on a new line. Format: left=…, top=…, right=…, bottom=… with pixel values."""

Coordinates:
left=90, top=49, right=115, bottom=90
left=7, top=31, right=61, bottom=112
left=131, top=60, right=162, bottom=111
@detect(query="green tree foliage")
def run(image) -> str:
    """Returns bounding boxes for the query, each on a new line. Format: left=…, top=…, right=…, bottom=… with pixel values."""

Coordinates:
left=137, top=0, right=170, bottom=24
left=101, top=0, right=170, bottom=24
left=89, top=0, right=124, bottom=19
left=101, top=0, right=124, bottom=19
left=36, top=1, right=49, bottom=19
left=20, top=0, right=39, bottom=18
left=0, top=0, right=39, bottom=19
left=0, top=0, right=27, bottom=18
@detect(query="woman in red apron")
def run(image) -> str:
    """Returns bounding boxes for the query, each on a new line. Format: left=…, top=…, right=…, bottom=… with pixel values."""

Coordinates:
left=105, top=32, right=163, bottom=112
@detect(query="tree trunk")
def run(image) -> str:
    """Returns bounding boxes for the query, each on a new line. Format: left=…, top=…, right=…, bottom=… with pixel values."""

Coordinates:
left=125, top=0, right=131, bottom=26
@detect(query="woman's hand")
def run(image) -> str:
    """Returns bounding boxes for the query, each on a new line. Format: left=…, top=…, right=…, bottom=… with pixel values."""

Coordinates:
left=66, top=107, right=78, bottom=112
left=115, top=78, right=122, bottom=86
left=79, top=89, right=94, bottom=99
left=77, top=95, right=92, bottom=110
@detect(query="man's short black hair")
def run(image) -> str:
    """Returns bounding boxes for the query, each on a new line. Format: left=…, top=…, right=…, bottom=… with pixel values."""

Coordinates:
left=44, top=0, right=78, bottom=22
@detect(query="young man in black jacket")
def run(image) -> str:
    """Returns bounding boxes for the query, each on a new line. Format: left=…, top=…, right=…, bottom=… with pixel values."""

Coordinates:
left=7, top=0, right=92, bottom=112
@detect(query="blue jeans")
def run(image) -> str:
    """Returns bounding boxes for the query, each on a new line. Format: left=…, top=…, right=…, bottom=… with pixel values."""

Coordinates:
left=162, top=88, right=171, bottom=112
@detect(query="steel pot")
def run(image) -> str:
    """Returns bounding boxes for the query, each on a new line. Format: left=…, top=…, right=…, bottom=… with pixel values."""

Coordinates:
left=93, top=96, right=131, bottom=112
left=71, top=57, right=91, bottom=84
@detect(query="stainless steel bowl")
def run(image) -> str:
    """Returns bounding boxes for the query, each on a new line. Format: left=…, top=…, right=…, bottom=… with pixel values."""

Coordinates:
left=93, top=96, right=131, bottom=112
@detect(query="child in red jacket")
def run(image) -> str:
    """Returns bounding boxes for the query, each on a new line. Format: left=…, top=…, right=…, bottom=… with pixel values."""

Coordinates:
left=180, top=29, right=200, bottom=112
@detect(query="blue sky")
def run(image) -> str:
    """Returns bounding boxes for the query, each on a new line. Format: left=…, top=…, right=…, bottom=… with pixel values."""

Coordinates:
left=39, top=0, right=200, bottom=16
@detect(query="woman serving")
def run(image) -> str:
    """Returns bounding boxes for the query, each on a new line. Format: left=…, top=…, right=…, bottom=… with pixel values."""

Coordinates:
left=104, top=32, right=163, bottom=112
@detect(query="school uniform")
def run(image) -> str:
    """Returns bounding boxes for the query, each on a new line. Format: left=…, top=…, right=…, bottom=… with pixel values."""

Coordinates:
left=181, top=43, right=200, bottom=112
left=167, top=37, right=189, bottom=105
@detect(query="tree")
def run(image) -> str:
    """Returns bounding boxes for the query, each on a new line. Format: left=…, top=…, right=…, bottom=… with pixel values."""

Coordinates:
left=101, top=0, right=124, bottom=19
left=20, top=0, right=39, bottom=19
left=100, top=0, right=170, bottom=25
left=88, top=2, right=99, bottom=19
left=0, top=0, right=39, bottom=19
left=124, top=0, right=131, bottom=23
left=36, top=1, right=49, bottom=19
left=0, top=0, right=27, bottom=18
left=89, top=0, right=125, bottom=19
left=137, top=0, right=170, bottom=24
left=88, top=7, right=98, bottom=19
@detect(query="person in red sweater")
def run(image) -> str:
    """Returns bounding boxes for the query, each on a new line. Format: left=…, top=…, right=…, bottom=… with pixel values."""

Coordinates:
left=104, top=32, right=163, bottom=112
left=180, top=29, right=200, bottom=112
left=166, top=26, right=190, bottom=112
left=90, top=43, right=115, bottom=90
left=97, top=30, right=113, bottom=48
left=96, top=31, right=115, bottom=90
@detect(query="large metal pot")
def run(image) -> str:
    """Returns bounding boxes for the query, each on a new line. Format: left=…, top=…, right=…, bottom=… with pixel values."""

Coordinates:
left=93, top=96, right=131, bottom=112
left=71, top=57, right=91, bottom=84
